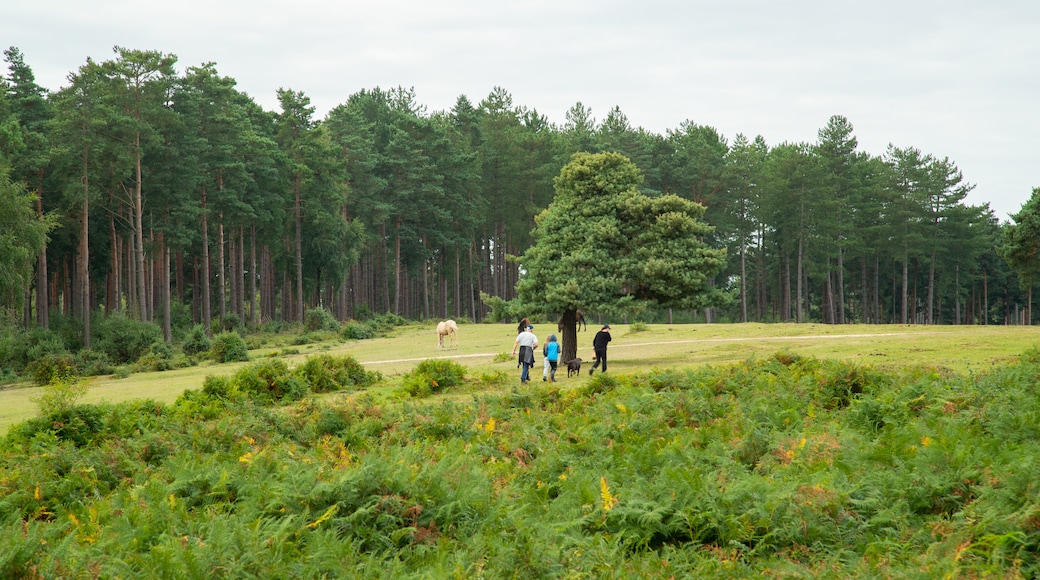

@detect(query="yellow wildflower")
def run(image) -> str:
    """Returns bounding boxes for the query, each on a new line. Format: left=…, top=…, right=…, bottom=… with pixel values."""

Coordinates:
left=600, top=477, right=618, bottom=511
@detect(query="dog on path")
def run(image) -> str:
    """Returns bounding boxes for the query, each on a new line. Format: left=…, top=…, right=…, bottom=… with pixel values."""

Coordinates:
left=565, top=358, right=582, bottom=377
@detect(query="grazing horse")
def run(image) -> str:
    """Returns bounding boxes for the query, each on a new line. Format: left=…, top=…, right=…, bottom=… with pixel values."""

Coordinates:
left=436, top=319, right=459, bottom=348
left=557, top=310, right=587, bottom=333
left=517, top=317, right=530, bottom=334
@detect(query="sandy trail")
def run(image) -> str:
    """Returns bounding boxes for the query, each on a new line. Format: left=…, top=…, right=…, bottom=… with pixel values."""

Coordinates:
left=363, top=332, right=912, bottom=365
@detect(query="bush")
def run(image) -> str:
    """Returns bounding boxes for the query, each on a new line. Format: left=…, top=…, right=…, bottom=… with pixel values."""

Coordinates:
left=201, top=374, right=232, bottom=399
left=132, top=341, right=175, bottom=373
left=210, top=331, right=249, bottom=363
left=181, top=324, right=211, bottom=356
left=294, top=354, right=378, bottom=393
left=370, top=312, right=408, bottom=331
left=339, top=314, right=407, bottom=341
left=230, top=359, right=308, bottom=403
left=25, top=353, right=78, bottom=385
left=0, top=326, right=68, bottom=374
left=220, top=313, right=243, bottom=333
left=305, top=307, right=341, bottom=332
left=342, top=321, right=375, bottom=340
left=629, top=322, right=649, bottom=333
left=33, top=376, right=90, bottom=415
left=75, top=348, right=113, bottom=376
left=31, top=404, right=106, bottom=447
left=94, top=312, right=163, bottom=364
left=401, top=359, right=466, bottom=397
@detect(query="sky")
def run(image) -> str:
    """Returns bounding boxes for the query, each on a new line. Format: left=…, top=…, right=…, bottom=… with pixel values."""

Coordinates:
left=3, top=0, right=1038, bottom=219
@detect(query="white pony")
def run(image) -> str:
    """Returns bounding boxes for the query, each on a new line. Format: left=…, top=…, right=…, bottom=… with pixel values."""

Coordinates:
left=436, top=319, right=459, bottom=349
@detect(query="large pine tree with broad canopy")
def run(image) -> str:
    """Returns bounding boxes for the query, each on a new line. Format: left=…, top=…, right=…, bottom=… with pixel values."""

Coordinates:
left=516, top=151, right=728, bottom=363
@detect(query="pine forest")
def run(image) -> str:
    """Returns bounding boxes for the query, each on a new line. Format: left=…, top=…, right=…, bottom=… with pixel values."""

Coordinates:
left=2, top=45, right=1038, bottom=348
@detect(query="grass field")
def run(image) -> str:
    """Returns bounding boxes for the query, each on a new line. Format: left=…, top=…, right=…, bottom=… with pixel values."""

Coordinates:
left=3, top=321, right=1038, bottom=435
left=7, top=321, right=1040, bottom=577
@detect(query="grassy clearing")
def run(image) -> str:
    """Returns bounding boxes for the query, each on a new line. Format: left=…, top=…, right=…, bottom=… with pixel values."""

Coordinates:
left=6, top=327, right=1040, bottom=577
left=2, top=322, right=1037, bottom=435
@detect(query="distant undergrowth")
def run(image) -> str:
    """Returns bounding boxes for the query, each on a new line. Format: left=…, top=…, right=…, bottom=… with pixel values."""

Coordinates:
left=3, top=352, right=1040, bottom=577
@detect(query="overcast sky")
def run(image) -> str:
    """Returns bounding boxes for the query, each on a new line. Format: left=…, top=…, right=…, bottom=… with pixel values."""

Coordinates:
left=3, top=0, right=1037, bottom=219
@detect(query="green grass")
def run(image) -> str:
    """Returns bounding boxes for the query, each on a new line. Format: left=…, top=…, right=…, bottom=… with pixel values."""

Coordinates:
left=2, top=322, right=1037, bottom=435
left=5, top=322, right=1040, bottom=577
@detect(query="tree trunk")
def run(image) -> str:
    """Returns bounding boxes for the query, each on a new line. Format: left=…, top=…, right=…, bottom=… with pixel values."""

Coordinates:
left=422, top=235, right=430, bottom=319
left=900, top=251, right=909, bottom=324
left=294, top=174, right=304, bottom=323
left=36, top=172, right=49, bottom=330
left=162, top=234, right=171, bottom=343
left=250, top=225, right=257, bottom=328
left=200, top=185, right=212, bottom=335
left=739, top=234, right=747, bottom=323
left=835, top=240, right=844, bottom=324
left=228, top=223, right=237, bottom=320
left=559, top=309, right=579, bottom=363
left=955, top=265, right=961, bottom=324
left=796, top=238, right=804, bottom=323
left=860, top=254, right=868, bottom=324
left=109, top=214, right=119, bottom=313
left=927, top=249, right=936, bottom=324
left=394, top=215, right=402, bottom=316
left=134, top=145, right=148, bottom=321
left=78, top=146, right=89, bottom=347
left=983, top=266, right=989, bottom=325
left=218, top=214, right=226, bottom=325
left=237, top=227, right=246, bottom=319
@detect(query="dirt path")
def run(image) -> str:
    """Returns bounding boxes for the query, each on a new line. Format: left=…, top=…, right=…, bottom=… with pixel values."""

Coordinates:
left=363, top=332, right=913, bottom=366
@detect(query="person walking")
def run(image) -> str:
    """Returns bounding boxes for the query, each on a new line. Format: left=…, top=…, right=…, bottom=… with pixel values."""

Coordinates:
left=543, top=334, right=560, bottom=382
left=512, top=324, right=538, bottom=384
left=589, top=324, right=611, bottom=375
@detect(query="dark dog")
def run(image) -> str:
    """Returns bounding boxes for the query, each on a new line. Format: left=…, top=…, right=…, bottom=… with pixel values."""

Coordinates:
left=565, top=358, right=582, bottom=377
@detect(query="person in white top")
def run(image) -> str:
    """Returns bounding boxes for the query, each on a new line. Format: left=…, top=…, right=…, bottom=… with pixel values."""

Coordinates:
left=511, top=324, right=538, bottom=384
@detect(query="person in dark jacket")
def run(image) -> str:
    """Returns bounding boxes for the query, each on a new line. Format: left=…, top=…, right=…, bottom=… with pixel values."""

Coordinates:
left=589, top=324, right=611, bottom=375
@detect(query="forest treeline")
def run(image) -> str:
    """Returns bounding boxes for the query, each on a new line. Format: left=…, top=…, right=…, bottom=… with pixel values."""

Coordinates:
left=1, top=46, right=1035, bottom=347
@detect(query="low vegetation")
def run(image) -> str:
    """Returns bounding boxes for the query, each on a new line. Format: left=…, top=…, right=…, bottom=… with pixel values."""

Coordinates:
left=3, top=341, right=1040, bottom=577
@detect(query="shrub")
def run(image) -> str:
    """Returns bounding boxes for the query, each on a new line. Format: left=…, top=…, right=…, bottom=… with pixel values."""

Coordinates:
left=201, top=374, right=232, bottom=399
left=305, top=307, right=341, bottom=332
left=478, top=369, right=510, bottom=386
left=33, top=376, right=90, bottom=415
left=132, top=341, right=175, bottom=373
left=579, top=372, right=622, bottom=396
left=75, top=348, right=113, bottom=376
left=294, top=354, right=378, bottom=393
left=25, top=353, right=78, bottom=385
left=34, top=404, right=106, bottom=447
left=230, top=359, right=308, bottom=403
left=0, top=326, right=68, bottom=373
left=369, top=312, right=407, bottom=330
left=210, top=331, right=249, bottom=363
left=629, top=322, right=649, bottom=333
left=342, top=321, right=375, bottom=340
left=181, top=324, right=211, bottom=356
left=401, top=359, right=466, bottom=397
left=94, top=312, right=163, bottom=364
left=814, top=361, right=882, bottom=410
left=220, top=313, right=243, bottom=333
